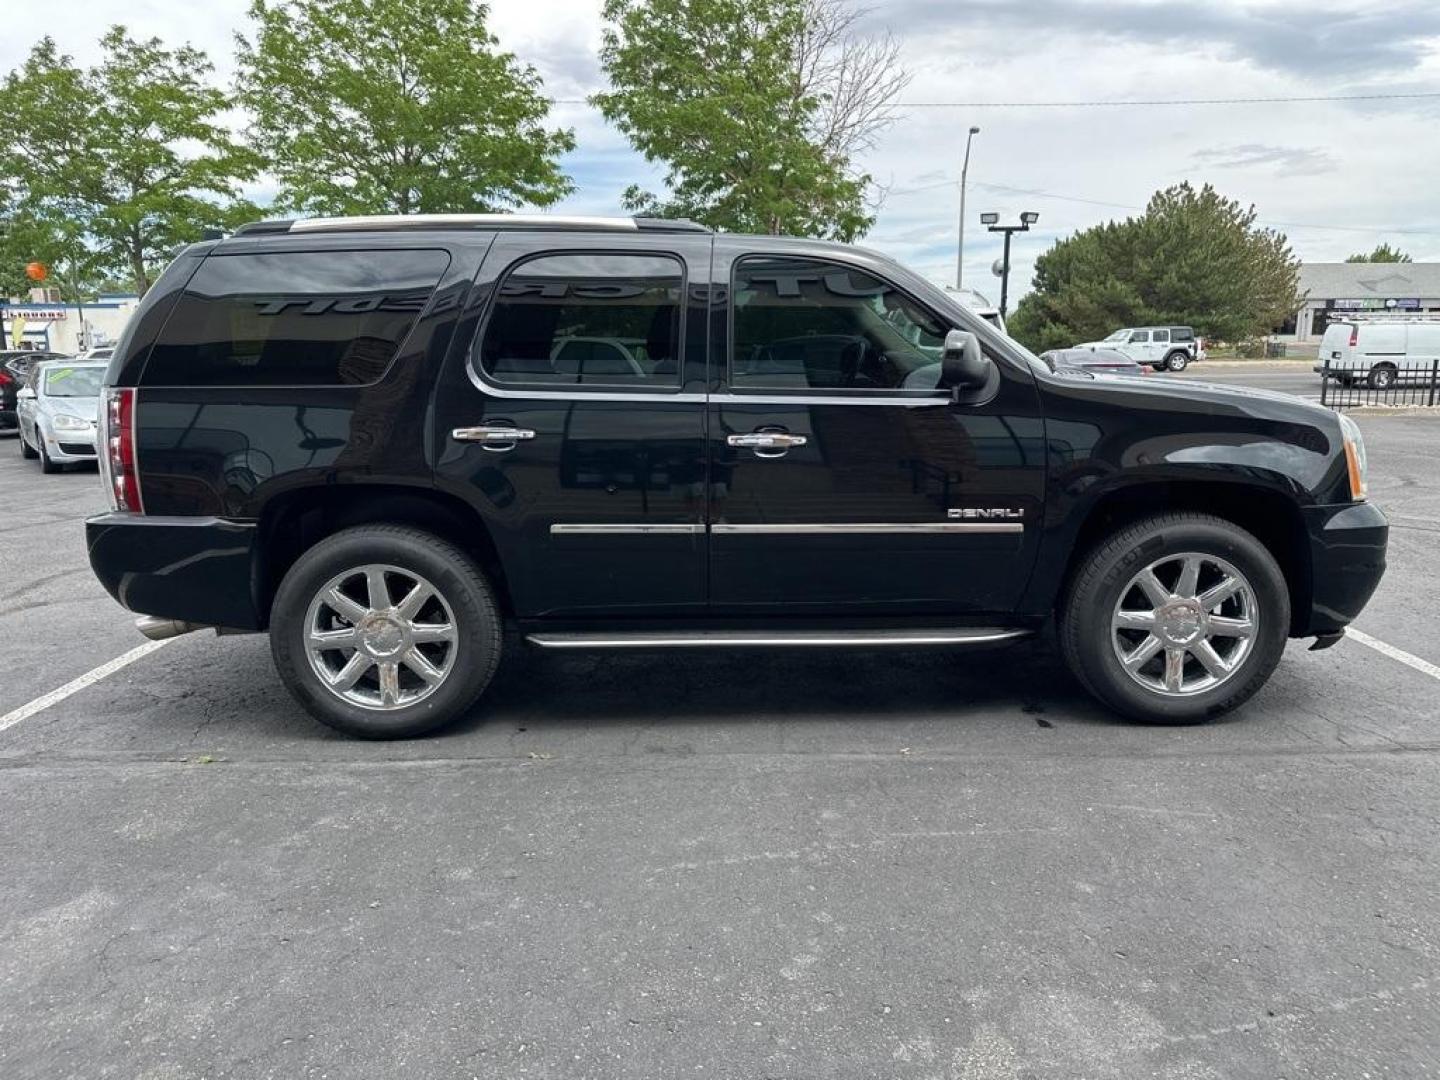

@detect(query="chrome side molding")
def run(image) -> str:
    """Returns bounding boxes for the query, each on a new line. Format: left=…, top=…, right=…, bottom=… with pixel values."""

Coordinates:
left=526, top=627, right=1034, bottom=649
left=710, top=522, right=1023, bottom=535
left=550, top=523, right=705, bottom=535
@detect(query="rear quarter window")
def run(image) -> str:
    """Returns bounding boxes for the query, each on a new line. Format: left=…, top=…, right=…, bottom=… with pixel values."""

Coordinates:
left=141, top=249, right=450, bottom=387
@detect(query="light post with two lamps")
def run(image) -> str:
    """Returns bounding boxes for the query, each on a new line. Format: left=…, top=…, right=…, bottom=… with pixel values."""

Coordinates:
left=980, top=210, right=1039, bottom=320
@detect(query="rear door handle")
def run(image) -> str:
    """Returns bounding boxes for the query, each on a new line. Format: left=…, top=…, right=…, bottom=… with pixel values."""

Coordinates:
left=727, top=433, right=808, bottom=450
left=452, top=425, right=537, bottom=451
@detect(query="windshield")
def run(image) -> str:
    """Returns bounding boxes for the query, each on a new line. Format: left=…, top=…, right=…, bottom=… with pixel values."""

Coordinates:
left=42, top=366, right=106, bottom=398
left=1103, top=329, right=1130, bottom=342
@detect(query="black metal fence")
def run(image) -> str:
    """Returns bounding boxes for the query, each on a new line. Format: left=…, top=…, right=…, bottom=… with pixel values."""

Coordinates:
left=1319, top=356, right=1440, bottom=409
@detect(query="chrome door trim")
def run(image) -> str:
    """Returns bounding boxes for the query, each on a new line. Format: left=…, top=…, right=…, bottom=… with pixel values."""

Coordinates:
left=464, top=364, right=708, bottom=403
left=711, top=392, right=951, bottom=407
left=710, top=522, right=1024, bottom=535
left=549, top=523, right=706, bottom=535
left=527, top=628, right=1034, bottom=649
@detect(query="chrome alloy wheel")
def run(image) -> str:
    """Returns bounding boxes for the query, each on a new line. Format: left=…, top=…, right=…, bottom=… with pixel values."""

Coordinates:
left=303, top=564, right=458, bottom=711
left=1110, top=552, right=1258, bottom=697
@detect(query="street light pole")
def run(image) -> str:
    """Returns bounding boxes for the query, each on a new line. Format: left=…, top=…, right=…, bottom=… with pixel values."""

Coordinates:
left=956, top=126, right=979, bottom=291
left=980, top=210, right=1039, bottom=320
left=998, top=230, right=1013, bottom=318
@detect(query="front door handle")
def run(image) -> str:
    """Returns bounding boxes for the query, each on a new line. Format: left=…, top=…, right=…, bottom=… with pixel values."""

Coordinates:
left=452, top=425, right=537, bottom=452
left=727, top=432, right=808, bottom=451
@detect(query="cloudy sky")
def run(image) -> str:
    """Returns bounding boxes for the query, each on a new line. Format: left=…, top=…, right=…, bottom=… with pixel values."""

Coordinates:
left=7, top=0, right=1439, bottom=301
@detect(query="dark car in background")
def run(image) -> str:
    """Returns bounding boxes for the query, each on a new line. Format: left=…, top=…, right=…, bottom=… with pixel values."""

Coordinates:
left=1040, top=348, right=1144, bottom=377
left=0, top=350, right=70, bottom=433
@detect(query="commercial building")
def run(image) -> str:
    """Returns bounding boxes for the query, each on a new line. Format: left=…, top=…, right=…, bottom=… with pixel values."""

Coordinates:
left=1, top=289, right=140, bottom=354
left=1287, top=262, right=1440, bottom=343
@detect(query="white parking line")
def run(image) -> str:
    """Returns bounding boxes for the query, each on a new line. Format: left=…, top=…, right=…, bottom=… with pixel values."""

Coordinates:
left=0, top=639, right=174, bottom=734
left=1347, top=628, right=1440, bottom=682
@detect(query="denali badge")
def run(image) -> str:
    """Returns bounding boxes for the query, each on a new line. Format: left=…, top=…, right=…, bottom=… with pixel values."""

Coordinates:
left=948, top=508, right=1025, bottom=521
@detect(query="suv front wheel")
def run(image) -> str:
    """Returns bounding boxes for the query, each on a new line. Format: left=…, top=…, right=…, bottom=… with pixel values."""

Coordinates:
left=270, top=524, right=502, bottom=738
left=1060, top=513, right=1289, bottom=723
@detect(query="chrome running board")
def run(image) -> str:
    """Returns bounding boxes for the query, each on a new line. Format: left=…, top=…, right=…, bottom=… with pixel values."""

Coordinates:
left=525, top=628, right=1034, bottom=649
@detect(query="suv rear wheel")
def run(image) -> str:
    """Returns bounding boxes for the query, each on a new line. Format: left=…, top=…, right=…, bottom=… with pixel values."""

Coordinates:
left=1164, top=350, right=1189, bottom=372
left=270, top=524, right=502, bottom=738
left=1060, top=513, right=1289, bottom=724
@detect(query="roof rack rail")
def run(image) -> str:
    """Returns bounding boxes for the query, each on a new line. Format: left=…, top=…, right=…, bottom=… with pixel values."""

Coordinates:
left=233, top=214, right=710, bottom=236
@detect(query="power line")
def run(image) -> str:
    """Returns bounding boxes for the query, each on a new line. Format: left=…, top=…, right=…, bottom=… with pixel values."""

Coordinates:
left=888, top=178, right=1440, bottom=238
left=889, top=91, right=1440, bottom=108
left=551, top=90, right=1440, bottom=109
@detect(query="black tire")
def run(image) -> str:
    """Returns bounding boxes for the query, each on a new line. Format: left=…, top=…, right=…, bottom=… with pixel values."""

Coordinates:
left=1152, top=358, right=1170, bottom=372
left=1368, top=363, right=1396, bottom=390
left=270, top=524, right=503, bottom=739
left=1059, top=513, right=1289, bottom=724
left=38, top=437, right=60, bottom=473
left=1164, top=351, right=1189, bottom=372
left=19, top=427, right=37, bottom=459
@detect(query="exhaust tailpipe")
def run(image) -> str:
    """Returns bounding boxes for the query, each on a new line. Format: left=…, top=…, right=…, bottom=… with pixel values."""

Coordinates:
left=135, top=616, right=210, bottom=641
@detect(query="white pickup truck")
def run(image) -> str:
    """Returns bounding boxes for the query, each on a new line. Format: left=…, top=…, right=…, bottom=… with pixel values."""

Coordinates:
left=1074, top=325, right=1205, bottom=371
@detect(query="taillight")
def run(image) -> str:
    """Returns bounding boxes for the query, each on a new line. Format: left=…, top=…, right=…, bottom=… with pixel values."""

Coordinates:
left=104, top=387, right=144, bottom=513
left=0, top=370, right=11, bottom=387
left=1348, top=325, right=1358, bottom=348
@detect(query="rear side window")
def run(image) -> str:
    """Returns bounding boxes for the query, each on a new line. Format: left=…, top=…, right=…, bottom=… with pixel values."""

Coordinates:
left=1151, top=329, right=1170, bottom=343
left=142, top=250, right=449, bottom=387
left=478, top=252, right=684, bottom=387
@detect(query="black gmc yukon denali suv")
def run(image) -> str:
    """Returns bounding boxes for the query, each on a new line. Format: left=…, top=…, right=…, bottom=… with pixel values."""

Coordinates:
left=86, top=215, right=1387, bottom=738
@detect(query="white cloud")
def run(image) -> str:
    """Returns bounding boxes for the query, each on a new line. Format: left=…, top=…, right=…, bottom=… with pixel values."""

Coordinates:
left=8, top=0, right=1440, bottom=292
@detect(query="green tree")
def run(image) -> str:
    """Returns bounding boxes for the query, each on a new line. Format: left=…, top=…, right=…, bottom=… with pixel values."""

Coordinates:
left=1008, top=183, right=1301, bottom=352
left=2, top=30, right=258, bottom=295
left=593, top=0, right=908, bottom=239
left=237, top=0, right=574, bottom=215
left=1345, top=243, right=1411, bottom=263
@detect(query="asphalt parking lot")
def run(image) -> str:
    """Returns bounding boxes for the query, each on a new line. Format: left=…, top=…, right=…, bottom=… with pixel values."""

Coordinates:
left=2, top=387, right=1439, bottom=1078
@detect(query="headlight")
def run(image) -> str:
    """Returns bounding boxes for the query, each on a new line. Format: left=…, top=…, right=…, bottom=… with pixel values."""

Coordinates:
left=52, top=413, right=93, bottom=432
left=1338, top=412, right=1368, bottom=501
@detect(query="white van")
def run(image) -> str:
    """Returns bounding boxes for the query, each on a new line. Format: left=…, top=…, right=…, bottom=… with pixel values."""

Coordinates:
left=1315, top=319, right=1440, bottom=389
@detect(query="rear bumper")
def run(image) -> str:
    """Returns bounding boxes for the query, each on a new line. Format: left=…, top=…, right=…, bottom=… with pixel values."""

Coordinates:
left=86, top=513, right=263, bottom=631
left=1299, top=501, right=1388, bottom=636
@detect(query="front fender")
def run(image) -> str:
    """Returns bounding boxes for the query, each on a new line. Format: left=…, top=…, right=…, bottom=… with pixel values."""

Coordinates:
left=1020, top=374, right=1350, bottom=616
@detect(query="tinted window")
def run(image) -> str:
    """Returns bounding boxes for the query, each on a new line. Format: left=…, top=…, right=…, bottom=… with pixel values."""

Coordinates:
left=732, top=256, right=949, bottom=391
left=479, top=253, right=683, bottom=387
left=1171, top=327, right=1194, bottom=342
left=143, top=250, right=448, bottom=386
left=1128, top=331, right=1150, bottom=343
left=1151, top=329, right=1169, bottom=343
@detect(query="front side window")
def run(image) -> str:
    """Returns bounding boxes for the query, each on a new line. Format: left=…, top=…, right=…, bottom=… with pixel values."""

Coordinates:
left=1128, top=331, right=1150, bottom=344
left=731, top=256, right=949, bottom=391
left=479, top=253, right=684, bottom=387
left=142, top=249, right=449, bottom=387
